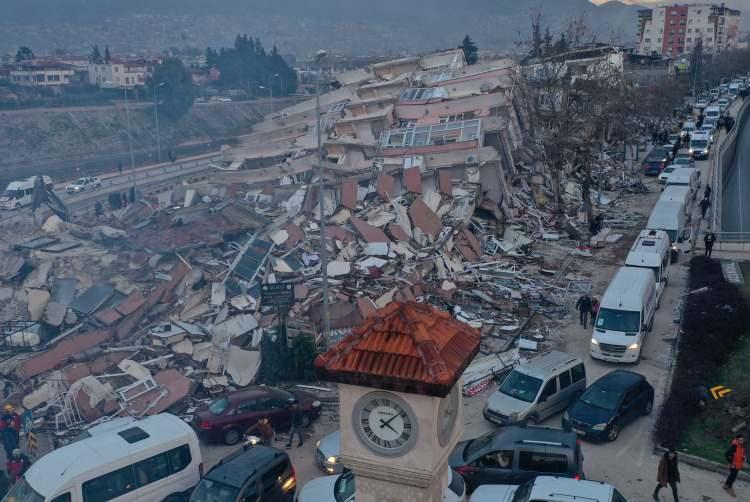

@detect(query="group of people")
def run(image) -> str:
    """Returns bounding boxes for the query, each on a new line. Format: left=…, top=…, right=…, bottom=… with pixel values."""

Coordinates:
left=243, top=400, right=307, bottom=449
left=652, top=434, right=746, bottom=501
left=0, top=405, right=31, bottom=496
left=575, top=293, right=599, bottom=330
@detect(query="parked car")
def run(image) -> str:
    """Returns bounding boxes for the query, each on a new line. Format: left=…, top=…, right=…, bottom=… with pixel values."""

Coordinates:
left=672, top=153, right=695, bottom=168
left=315, top=430, right=343, bottom=474
left=190, top=444, right=296, bottom=502
left=471, top=476, right=628, bottom=502
left=484, top=350, right=586, bottom=425
left=641, top=147, right=671, bottom=176
left=449, top=425, right=584, bottom=492
left=192, top=387, right=321, bottom=445
left=657, top=165, right=678, bottom=184
left=298, top=468, right=466, bottom=502
left=211, top=96, right=232, bottom=102
left=563, top=370, right=654, bottom=442
left=66, top=176, right=101, bottom=193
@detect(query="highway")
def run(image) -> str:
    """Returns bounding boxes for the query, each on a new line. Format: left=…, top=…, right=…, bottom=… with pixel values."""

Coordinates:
left=722, top=105, right=750, bottom=234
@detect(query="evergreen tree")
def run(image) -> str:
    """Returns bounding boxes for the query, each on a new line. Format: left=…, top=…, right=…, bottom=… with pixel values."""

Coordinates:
left=104, top=46, right=111, bottom=63
left=89, top=45, right=103, bottom=64
left=150, top=58, right=194, bottom=119
left=459, top=35, right=479, bottom=65
left=15, top=46, right=34, bottom=62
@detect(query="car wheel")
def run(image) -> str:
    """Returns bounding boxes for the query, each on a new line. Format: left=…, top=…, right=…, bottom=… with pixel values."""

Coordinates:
left=223, top=428, right=242, bottom=445
left=606, top=423, right=620, bottom=442
left=525, top=414, right=539, bottom=426
left=643, top=398, right=654, bottom=416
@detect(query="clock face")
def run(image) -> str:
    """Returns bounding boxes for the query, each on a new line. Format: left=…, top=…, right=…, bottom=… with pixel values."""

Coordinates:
left=438, top=385, right=460, bottom=447
left=353, top=392, right=418, bottom=457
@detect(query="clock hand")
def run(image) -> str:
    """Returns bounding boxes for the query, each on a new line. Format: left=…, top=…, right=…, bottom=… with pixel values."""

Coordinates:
left=380, top=413, right=400, bottom=428
left=379, top=419, right=398, bottom=433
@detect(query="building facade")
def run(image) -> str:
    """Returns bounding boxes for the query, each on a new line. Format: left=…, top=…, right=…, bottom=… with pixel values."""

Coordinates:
left=9, top=60, right=76, bottom=87
left=89, top=59, right=150, bottom=88
left=637, top=3, right=741, bottom=57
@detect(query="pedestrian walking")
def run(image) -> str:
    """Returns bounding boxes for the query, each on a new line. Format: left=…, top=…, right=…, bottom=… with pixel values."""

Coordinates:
left=94, top=200, right=104, bottom=218
left=704, top=232, right=716, bottom=258
left=245, top=417, right=274, bottom=446
left=285, top=401, right=305, bottom=449
left=704, top=184, right=712, bottom=201
left=699, top=198, right=711, bottom=219
left=591, top=297, right=600, bottom=321
left=121, top=192, right=128, bottom=208
left=653, top=449, right=680, bottom=501
left=576, top=293, right=593, bottom=329
left=723, top=433, right=746, bottom=497
left=118, top=160, right=123, bottom=175
left=6, top=449, right=31, bottom=483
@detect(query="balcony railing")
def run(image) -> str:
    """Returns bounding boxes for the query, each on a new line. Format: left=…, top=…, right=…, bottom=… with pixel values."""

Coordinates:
left=377, top=119, right=481, bottom=149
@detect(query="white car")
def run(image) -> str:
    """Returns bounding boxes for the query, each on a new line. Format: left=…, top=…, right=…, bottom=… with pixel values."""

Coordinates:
left=298, top=469, right=466, bottom=502
left=211, top=96, right=232, bottom=103
left=658, top=165, right=678, bottom=184
left=471, top=476, right=628, bottom=502
left=65, top=176, right=101, bottom=193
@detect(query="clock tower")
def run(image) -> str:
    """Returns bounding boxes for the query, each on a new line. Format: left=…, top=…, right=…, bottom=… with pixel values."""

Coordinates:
left=315, top=301, right=480, bottom=502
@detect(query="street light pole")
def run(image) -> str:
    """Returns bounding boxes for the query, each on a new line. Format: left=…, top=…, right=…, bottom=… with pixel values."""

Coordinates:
left=123, top=86, right=137, bottom=190
left=269, top=73, right=281, bottom=114
left=152, top=82, right=164, bottom=163
left=314, top=49, right=330, bottom=344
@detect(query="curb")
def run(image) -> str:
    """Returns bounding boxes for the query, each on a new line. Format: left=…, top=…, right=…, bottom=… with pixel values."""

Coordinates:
left=655, top=445, right=750, bottom=482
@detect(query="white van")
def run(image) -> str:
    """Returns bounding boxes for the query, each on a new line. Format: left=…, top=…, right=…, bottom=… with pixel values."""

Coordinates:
left=590, top=267, right=657, bottom=364
left=704, top=105, right=721, bottom=122
left=0, top=176, right=53, bottom=210
left=646, top=199, right=691, bottom=254
left=660, top=185, right=693, bottom=220
left=625, top=229, right=671, bottom=307
left=6, top=413, right=201, bottom=502
left=729, top=82, right=740, bottom=97
left=688, top=133, right=710, bottom=160
left=471, top=477, right=628, bottom=502
left=665, top=167, right=699, bottom=199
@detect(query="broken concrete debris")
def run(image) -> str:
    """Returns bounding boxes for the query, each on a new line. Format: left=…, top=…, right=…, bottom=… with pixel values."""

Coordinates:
left=0, top=48, right=654, bottom=438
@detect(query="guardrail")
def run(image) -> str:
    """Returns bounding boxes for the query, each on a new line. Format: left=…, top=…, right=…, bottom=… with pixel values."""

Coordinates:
left=711, top=97, right=750, bottom=235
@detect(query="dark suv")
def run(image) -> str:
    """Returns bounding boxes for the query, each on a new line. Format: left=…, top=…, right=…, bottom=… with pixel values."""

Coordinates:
left=193, top=386, right=321, bottom=445
left=189, top=445, right=296, bottom=502
left=448, top=425, right=584, bottom=493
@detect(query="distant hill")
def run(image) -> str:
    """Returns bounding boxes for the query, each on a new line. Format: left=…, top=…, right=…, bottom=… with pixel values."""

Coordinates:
left=0, top=0, right=641, bottom=57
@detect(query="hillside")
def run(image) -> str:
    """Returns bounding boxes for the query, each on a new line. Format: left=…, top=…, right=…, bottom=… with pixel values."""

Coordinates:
left=0, top=100, right=283, bottom=186
left=0, top=0, right=640, bottom=56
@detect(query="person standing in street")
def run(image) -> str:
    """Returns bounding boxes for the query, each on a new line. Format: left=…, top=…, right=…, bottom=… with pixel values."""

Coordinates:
left=245, top=417, right=274, bottom=446
left=653, top=449, right=680, bottom=501
left=576, top=293, right=593, bottom=329
left=704, top=232, right=716, bottom=258
left=591, top=297, right=600, bottom=322
left=704, top=184, right=712, bottom=201
left=699, top=197, right=711, bottom=219
left=6, top=449, right=31, bottom=483
left=285, top=401, right=305, bottom=449
left=723, top=434, right=746, bottom=497
left=0, top=406, right=20, bottom=459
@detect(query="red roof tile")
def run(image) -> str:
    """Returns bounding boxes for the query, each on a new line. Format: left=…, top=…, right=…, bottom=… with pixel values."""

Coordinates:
left=315, top=301, right=480, bottom=397
left=376, top=173, right=396, bottom=199
left=115, top=290, right=145, bottom=316
left=350, top=217, right=391, bottom=243
left=326, top=226, right=356, bottom=243
left=408, top=197, right=443, bottom=240
left=403, top=167, right=422, bottom=193
left=340, top=180, right=358, bottom=210
left=285, top=223, right=305, bottom=248
left=19, top=329, right=114, bottom=378
left=387, top=223, right=411, bottom=242
left=438, top=170, right=453, bottom=196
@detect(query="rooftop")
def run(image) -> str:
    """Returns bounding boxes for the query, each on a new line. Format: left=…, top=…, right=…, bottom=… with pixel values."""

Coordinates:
left=315, top=301, right=480, bottom=397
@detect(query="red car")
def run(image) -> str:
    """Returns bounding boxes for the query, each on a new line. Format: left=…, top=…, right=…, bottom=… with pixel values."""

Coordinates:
left=193, top=386, right=321, bottom=445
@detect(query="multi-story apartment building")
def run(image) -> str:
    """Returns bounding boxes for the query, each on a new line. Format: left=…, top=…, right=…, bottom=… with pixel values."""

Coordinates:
left=9, top=60, right=76, bottom=87
left=89, top=59, right=151, bottom=88
left=637, top=3, right=741, bottom=57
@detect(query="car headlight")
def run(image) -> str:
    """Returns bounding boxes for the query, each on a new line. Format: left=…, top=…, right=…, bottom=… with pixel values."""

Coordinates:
left=591, top=338, right=599, bottom=345
left=327, top=456, right=337, bottom=464
left=592, top=423, right=608, bottom=431
left=628, top=343, right=639, bottom=350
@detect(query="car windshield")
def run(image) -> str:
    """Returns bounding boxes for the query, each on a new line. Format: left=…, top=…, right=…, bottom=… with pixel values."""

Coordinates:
left=208, top=397, right=229, bottom=415
left=662, top=168, right=675, bottom=175
left=580, top=385, right=623, bottom=411
left=498, top=370, right=543, bottom=403
left=595, top=308, right=641, bottom=333
left=691, top=140, right=708, bottom=148
left=674, top=158, right=690, bottom=165
left=1, top=189, right=18, bottom=198
left=75, top=178, right=87, bottom=184
left=464, top=431, right=495, bottom=459
left=3, top=478, right=45, bottom=502
left=334, top=472, right=356, bottom=502
left=189, top=479, right=240, bottom=502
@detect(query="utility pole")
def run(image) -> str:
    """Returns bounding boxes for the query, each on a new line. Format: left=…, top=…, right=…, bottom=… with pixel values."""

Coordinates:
left=123, top=86, right=137, bottom=189
left=597, top=121, right=605, bottom=208
left=314, top=49, right=330, bottom=344
left=152, top=82, right=164, bottom=163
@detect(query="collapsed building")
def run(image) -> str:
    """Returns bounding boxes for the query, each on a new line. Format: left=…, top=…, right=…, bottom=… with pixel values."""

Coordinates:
left=0, top=48, right=650, bottom=439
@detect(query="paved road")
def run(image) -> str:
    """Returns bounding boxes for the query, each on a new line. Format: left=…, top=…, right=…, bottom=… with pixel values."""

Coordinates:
left=722, top=102, right=750, bottom=234
left=462, top=153, right=749, bottom=501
